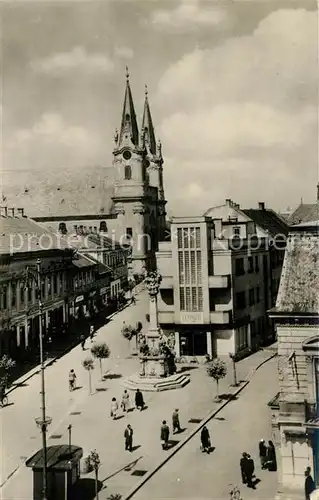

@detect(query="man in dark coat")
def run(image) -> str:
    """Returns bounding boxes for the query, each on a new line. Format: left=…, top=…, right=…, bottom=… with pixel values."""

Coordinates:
left=161, top=420, right=170, bottom=449
left=124, top=424, right=133, bottom=452
left=305, top=467, right=315, bottom=500
left=246, top=454, right=255, bottom=488
left=172, top=409, right=181, bottom=434
left=259, top=439, right=267, bottom=469
left=135, top=389, right=144, bottom=411
left=240, top=452, right=248, bottom=484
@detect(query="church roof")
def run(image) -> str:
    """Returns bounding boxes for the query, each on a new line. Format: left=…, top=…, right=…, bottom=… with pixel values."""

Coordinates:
left=288, top=203, right=319, bottom=225
left=1, top=167, right=115, bottom=218
left=118, top=69, right=139, bottom=148
left=275, top=226, right=319, bottom=314
left=142, top=87, right=156, bottom=155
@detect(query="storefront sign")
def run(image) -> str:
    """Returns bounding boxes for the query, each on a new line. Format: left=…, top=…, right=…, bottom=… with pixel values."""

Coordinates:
left=180, top=312, right=203, bottom=324
left=75, top=295, right=84, bottom=304
left=89, top=291, right=96, bottom=297
left=100, top=287, right=108, bottom=295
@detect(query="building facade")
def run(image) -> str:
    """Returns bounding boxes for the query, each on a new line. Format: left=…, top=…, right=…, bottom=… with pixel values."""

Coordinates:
left=156, top=200, right=287, bottom=359
left=269, top=224, right=319, bottom=499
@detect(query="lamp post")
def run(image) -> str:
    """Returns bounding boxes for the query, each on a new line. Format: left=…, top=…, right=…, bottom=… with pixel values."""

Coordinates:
left=25, top=258, right=51, bottom=500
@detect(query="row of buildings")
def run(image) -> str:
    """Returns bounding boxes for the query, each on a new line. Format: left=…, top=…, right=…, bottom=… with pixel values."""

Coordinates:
left=0, top=210, right=129, bottom=359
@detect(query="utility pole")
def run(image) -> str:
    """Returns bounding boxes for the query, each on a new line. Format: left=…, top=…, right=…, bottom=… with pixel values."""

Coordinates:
left=67, top=424, right=72, bottom=452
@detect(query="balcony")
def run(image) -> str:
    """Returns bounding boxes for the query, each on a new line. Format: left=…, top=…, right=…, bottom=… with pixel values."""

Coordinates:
left=210, top=311, right=231, bottom=324
left=305, top=401, right=319, bottom=428
left=208, top=275, right=229, bottom=288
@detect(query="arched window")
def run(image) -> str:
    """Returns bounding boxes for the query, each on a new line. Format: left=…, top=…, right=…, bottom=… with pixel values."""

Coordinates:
left=99, top=221, right=107, bottom=233
left=124, top=165, right=132, bottom=180
left=58, top=222, right=67, bottom=234
left=125, top=114, right=130, bottom=122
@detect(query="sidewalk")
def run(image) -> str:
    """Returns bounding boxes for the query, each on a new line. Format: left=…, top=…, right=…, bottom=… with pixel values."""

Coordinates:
left=1, top=341, right=276, bottom=499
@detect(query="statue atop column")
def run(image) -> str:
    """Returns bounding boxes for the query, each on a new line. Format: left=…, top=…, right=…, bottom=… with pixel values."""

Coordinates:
left=144, top=270, right=162, bottom=300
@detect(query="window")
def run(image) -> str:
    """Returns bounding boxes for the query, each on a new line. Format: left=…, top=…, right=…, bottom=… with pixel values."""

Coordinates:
left=124, top=165, right=132, bottom=180
left=249, top=288, right=255, bottom=306
left=0, top=286, right=7, bottom=310
left=233, top=226, right=240, bottom=237
left=20, top=283, right=25, bottom=305
left=53, top=274, right=58, bottom=295
left=126, top=228, right=133, bottom=238
left=235, top=258, right=245, bottom=276
left=11, top=283, right=16, bottom=308
left=255, top=255, right=259, bottom=272
left=248, top=256, right=254, bottom=273
left=236, top=291, right=246, bottom=309
left=58, top=222, right=67, bottom=234
left=256, top=287, right=260, bottom=303
left=237, top=325, right=249, bottom=350
left=99, top=221, right=107, bottom=232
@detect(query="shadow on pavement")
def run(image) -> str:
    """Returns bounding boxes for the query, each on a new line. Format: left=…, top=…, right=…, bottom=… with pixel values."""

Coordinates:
left=101, top=456, right=143, bottom=482
left=131, top=445, right=141, bottom=452
left=104, top=374, right=123, bottom=380
left=214, top=416, right=225, bottom=421
left=72, top=478, right=104, bottom=499
left=178, top=366, right=198, bottom=373
left=219, top=393, right=238, bottom=401
left=166, top=439, right=179, bottom=450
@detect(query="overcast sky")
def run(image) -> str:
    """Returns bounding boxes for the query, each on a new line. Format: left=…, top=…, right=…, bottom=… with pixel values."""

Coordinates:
left=1, top=0, right=317, bottom=216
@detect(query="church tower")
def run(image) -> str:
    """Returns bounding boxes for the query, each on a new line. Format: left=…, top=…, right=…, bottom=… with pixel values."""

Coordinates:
left=141, top=85, right=167, bottom=242
left=112, top=69, right=154, bottom=274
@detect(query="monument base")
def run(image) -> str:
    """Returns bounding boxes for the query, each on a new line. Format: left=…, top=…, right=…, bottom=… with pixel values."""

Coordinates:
left=122, top=372, right=190, bottom=392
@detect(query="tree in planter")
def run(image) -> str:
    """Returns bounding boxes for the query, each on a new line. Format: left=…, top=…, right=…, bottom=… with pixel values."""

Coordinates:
left=207, top=358, right=227, bottom=401
left=82, top=357, right=94, bottom=394
left=0, top=354, right=16, bottom=389
left=91, top=342, right=111, bottom=380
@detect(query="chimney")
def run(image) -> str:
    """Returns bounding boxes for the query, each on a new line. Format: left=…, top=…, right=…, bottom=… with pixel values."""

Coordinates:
left=258, top=202, right=265, bottom=210
left=225, top=199, right=231, bottom=206
left=17, top=207, right=24, bottom=217
left=9, top=208, right=15, bottom=217
left=0, top=207, right=8, bottom=217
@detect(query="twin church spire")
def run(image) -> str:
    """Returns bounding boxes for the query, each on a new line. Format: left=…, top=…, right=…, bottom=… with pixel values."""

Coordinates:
left=115, top=67, right=160, bottom=159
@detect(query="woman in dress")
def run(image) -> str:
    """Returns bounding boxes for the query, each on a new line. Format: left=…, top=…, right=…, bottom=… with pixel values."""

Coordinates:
left=110, top=397, right=119, bottom=420
left=121, top=390, right=130, bottom=412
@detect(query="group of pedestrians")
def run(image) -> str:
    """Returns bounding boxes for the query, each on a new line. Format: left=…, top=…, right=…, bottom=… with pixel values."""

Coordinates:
left=160, top=409, right=183, bottom=450
left=240, top=438, right=277, bottom=489
left=110, top=389, right=145, bottom=420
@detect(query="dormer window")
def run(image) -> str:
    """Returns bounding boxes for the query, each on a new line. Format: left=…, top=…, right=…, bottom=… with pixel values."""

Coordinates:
left=125, top=114, right=130, bottom=121
left=124, top=165, right=132, bottom=180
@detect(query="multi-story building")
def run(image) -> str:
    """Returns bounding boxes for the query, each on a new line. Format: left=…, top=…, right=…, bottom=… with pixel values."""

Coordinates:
left=0, top=208, right=113, bottom=359
left=156, top=200, right=288, bottom=359
left=268, top=223, right=319, bottom=499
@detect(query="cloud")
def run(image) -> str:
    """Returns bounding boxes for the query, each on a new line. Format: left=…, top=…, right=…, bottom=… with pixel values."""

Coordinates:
left=30, top=46, right=114, bottom=75
left=157, top=9, right=318, bottom=214
left=5, top=113, right=100, bottom=170
left=114, top=46, right=134, bottom=59
left=151, top=0, right=228, bottom=31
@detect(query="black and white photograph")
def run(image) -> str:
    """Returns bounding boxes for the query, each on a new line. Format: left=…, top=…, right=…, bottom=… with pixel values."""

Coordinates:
left=0, top=1, right=318, bottom=499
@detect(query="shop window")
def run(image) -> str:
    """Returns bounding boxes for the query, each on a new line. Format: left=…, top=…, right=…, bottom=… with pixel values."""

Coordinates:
left=235, top=258, right=245, bottom=276
left=236, top=291, right=246, bottom=309
left=237, top=325, right=249, bottom=350
left=249, top=288, right=255, bottom=306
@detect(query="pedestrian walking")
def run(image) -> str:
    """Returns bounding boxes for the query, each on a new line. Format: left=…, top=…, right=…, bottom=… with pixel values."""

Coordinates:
left=265, top=440, right=277, bottom=471
left=121, top=389, right=130, bottom=412
left=200, top=426, right=211, bottom=453
left=305, top=467, right=316, bottom=500
left=131, top=294, right=136, bottom=305
left=240, top=452, right=248, bottom=484
left=110, top=397, right=119, bottom=420
left=90, top=325, right=94, bottom=341
left=124, top=424, right=133, bottom=451
left=80, top=334, right=86, bottom=350
left=259, top=438, right=267, bottom=469
left=172, top=409, right=181, bottom=434
left=160, top=420, right=170, bottom=450
left=68, top=369, right=77, bottom=391
left=135, top=388, right=145, bottom=411
left=246, top=454, right=255, bottom=488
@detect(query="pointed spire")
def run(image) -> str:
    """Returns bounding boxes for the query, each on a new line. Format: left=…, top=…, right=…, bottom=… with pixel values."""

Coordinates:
left=118, top=67, right=139, bottom=147
left=142, top=84, right=156, bottom=155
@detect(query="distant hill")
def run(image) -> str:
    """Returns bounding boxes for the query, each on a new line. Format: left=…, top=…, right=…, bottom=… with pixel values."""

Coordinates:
left=1, top=166, right=115, bottom=217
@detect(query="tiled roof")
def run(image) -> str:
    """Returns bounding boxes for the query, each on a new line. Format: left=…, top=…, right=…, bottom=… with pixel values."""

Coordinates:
left=288, top=203, right=319, bottom=225
left=1, top=167, right=115, bottom=218
left=275, top=228, right=319, bottom=313
left=0, top=216, right=68, bottom=255
left=71, top=255, right=97, bottom=268
left=243, top=208, right=289, bottom=237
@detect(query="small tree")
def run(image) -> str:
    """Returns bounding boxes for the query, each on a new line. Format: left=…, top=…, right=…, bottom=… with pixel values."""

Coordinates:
left=207, top=358, right=227, bottom=401
left=0, top=354, right=16, bottom=389
left=121, top=323, right=138, bottom=353
left=91, top=342, right=111, bottom=380
left=82, top=357, right=94, bottom=394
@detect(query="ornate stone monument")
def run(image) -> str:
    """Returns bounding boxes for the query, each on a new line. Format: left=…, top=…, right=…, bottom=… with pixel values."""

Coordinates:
left=123, top=269, right=190, bottom=392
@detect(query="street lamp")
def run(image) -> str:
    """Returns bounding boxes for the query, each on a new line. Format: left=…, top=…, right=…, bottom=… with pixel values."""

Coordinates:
left=24, top=258, right=51, bottom=500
